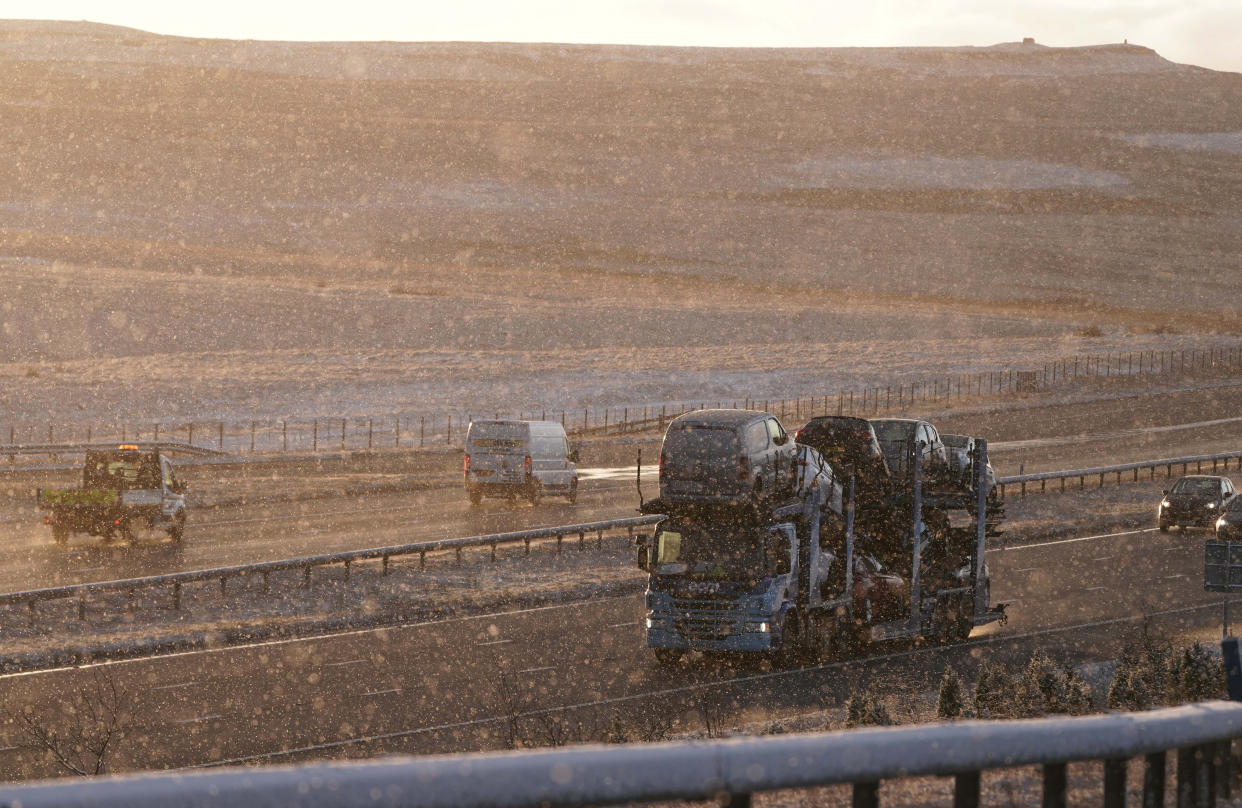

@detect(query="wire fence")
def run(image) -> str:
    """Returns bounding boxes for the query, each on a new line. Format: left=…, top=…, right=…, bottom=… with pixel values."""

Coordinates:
left=5, top=345, right=1241, bottom=459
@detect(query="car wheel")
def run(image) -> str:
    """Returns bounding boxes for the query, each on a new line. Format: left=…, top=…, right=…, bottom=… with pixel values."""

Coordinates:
left=1158, top=520, right=1170, bottom=533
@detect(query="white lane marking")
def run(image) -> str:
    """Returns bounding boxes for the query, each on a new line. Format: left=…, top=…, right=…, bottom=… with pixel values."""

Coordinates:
left=67, top=566, right=105, bottom=574
left=193, top=596, right=1240, bottom=770
left=999, top=527, right=1156, bottom=552
left=1093, top=556, right=1115, bottom=562
left=0, top=746, right=18, bottom=753
left=517, top=666, right=554, bottom=674
left=173, top=715, right=222, bottom=725
left=153, top=681, right=198, bottom=691
left=1015, top=568, right=1037, bottom=573
left=477, top=639, right=512, bottom=646
left=324, top=658, right=367, bottom=668
left=1086, top=586, right=1106, bottom=592
left=361, top=689, right=401, bottom=697
left=1163, top=574, right=1187, bottom=580
left=608, top=621, right=640, bottom=628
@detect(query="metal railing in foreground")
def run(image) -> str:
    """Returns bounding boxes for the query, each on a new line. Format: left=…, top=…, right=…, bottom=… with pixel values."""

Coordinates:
left=1, top=702, right=1239, bottom=807
left=997, top=449, right=1242, bottom=498
left=0, top=516, right=661, bottom=621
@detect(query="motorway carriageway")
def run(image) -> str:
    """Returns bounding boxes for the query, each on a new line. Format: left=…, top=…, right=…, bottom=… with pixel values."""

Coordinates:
left=0, top=519, right=1225, bottom=778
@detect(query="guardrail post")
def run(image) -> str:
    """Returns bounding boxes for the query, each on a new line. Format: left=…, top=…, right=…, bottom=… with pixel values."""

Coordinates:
left=578, top=530, right=585, bottom=551
left=556, top=533, right=564, bottom=554
left=78, top=595, right=86, bottom=621
left=303, top=566, right=312, bottom=588
left=343, top=560, right=351, bottom=580
left=1145, top=751, right=1166, bottom=808
left=455, top=547, right=463, bottom=565
left=419, top=551, right=426, bottom=570
left=1104, top=758, right=1127, bottom=808
left=1177, top=747, right=1196, bottom=808
left=382, top=555, right=390, bottom=576
left=490, top=542, right=497, bottom=562
left=1043, top=762, right=1067, bottom=808
left=27, top=600, right=35, bottom=625
left=853, top=781, right=879, bottom=808
left=524, top=537, right=531, bottom=556
left=954, top=771, right=980, bottom=808
left=173, top=581, right=181, bottom=610
left=220, top=576, right=227, bottom=598
left=262, top=570, right=271, bottom=592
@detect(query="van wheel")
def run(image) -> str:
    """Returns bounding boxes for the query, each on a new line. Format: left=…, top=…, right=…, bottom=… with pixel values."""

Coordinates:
left=468, top=488, right=483, bottom=506
left=526, top=482, right=540, bottom=505
left=566, top=479, right=578, bottom=504
left=51, top=523, right=69, bottom=545
left=169, top=512, right=186, bottom=543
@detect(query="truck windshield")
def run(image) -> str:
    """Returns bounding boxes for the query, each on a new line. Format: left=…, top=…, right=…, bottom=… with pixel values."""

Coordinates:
left=654, top=520, right=768, bottom=580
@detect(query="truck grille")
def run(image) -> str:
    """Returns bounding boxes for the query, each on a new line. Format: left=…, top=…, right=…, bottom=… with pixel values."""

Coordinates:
left=671, top=596, right=741, bottom=641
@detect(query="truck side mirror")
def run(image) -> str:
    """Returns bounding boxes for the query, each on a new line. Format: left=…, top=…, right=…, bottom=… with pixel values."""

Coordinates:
left=636, top=533, right=650, bottom=571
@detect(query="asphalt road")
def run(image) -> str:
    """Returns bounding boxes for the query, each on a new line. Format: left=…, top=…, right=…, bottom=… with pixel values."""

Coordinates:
left=0, top=519, right=1226, bottom=780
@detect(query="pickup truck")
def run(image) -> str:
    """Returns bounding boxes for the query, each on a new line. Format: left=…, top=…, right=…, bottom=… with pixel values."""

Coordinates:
left=38, top=446, right=188, bottom=544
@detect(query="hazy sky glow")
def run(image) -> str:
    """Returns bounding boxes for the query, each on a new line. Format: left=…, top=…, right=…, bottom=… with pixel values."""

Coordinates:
left=4, top=0, right=1240, bottom=73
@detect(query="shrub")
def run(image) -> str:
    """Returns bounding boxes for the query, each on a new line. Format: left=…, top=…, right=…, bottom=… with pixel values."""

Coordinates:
left=846, top=690, right=893, bottom=727
left=936, top=669, right=965, bottom=720
left=973, top=660, right=1014, bottom=719
left=1108, top=661, right=1153, bottom=711
left=1166, top=642, right=1224, bottom=704
left=1074, top=325, right=1104, bottom=337
left=1016, top=650, right=1093, bottom=716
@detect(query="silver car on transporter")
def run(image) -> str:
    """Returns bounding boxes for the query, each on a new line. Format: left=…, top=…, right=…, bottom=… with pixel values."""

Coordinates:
left=464, top=420, right=579, bottom=505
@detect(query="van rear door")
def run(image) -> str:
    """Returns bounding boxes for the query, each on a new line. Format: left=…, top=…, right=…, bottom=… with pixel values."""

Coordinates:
left=466, top=422, right=530, bottom=485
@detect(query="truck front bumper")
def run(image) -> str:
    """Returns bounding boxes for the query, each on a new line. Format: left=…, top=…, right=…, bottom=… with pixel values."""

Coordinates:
left=645, top=627, right=778, bottom=654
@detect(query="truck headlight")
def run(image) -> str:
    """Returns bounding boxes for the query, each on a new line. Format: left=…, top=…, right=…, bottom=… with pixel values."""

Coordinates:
left=1217, top=518, right=1227, bottom=529
left=1207, top=502, right=1217, bottom=510
left=1160, top=499, right=1171, bottom=509
left=744, top=621, right=770, bottom=633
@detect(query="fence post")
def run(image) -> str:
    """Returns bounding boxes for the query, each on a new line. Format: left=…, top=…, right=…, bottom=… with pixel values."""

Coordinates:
left=341, top=418, right=346, bottom=450
left=313, top=420, right=318, bottom=452
left=217, top=421, right=223, bottom=451
left=368, top=419, right=374, bottom=449
left=447, top=415, right=453, bottom=444
left=395, top=417, right=400, bottom=448
left=420, top=416, right=425, bottom=447
left=282, top=421, right=288, bottom=451
left=250, top=422, right=256, bottom=453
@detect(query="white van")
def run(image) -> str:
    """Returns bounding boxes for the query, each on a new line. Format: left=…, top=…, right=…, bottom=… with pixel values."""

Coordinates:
left=464, top=420, right=579, bottom=505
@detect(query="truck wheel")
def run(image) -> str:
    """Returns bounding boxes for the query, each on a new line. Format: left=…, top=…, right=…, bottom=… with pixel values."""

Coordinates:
left=773, top=612, right=806, bottom=668
left=935, top=596, right=973, bottom=643
left=653, top=648, right=683, bottom=666
left=51, top=523, right=69, bottom=545
left=169, top=512, right=186, bottom=543
left=566, top=479, right=578, bottom=504
left=468, top=488, right=483, bottom=506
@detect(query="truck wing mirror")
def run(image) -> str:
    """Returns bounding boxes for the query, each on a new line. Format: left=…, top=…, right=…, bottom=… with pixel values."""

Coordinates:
left=636, top=533, right=650, bottom=571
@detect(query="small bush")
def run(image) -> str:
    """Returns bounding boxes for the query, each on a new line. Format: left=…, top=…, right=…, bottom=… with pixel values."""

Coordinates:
left=1074, top=325, right=1104, bottom=337
left=846, top=690, right=893, bottom=727
left=1108, top=661, right=1154, bottom=711
left=23, top=366, right=39, bottom=378
left=1166, top=642, right=1224, bottom=704
left=973, top=660, right=1015, bottom=719
left=1016, top=650, right=1093, bottom=716
left=936, top=670, right=965, bottom=720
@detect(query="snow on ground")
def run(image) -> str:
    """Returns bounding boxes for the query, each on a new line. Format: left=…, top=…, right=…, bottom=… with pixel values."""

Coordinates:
left=1123, top=132, right=1242, bottom=153
left=783, top=157, right=1127, bottom=190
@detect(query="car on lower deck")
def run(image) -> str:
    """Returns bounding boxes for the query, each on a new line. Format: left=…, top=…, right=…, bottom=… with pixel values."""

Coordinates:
left=1159, top=475, right=1237, bottom=532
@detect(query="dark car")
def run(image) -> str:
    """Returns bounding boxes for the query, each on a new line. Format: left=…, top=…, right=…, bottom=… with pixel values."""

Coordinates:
left=658, top=409, right=797, bottom=504
left=1216, top=496, right=1242, bottom=539
left=868, top=418, right=951, bottom=482
left=793, top=415, right=891, bottom=487
left=1158, top=475, right=1237, bottom=532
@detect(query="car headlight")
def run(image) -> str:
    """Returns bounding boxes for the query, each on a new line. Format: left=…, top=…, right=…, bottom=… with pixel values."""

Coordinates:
left=1207, top=503, right=1217, bottom=510
left=1160, top=499, right=1171, bottom=509
left=1218, top=518, right=1228, bottom=529
left=743, top=621, right=770, bottom=633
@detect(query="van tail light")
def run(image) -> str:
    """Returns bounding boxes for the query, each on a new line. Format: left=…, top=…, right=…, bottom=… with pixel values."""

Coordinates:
left=659, top=452, right=666, bottom=480
left=524, top=455, right=532, bottom=478
left=739, top=455, right=750, bottom=481
left=464, top=454, right=471, bottom=475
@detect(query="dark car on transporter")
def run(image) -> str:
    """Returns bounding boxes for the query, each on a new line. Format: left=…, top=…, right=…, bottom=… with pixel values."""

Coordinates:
left=1215, top=495, right=1242, bottom=539
left=1158, top=475, right=1237, bottom=532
